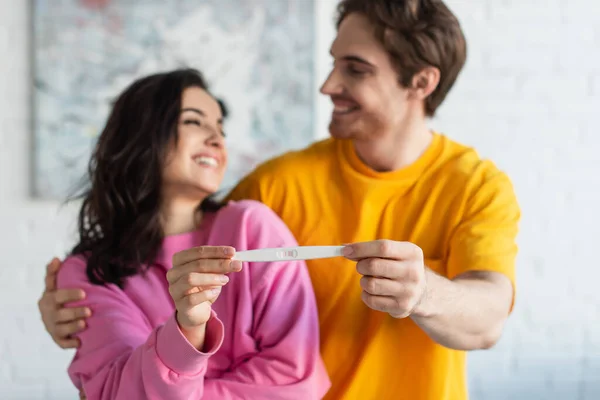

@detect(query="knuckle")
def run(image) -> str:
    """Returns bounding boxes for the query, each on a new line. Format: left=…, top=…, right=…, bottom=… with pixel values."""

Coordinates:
left=186, top=295, right=197, bottom=307
left=365, top=258, right=377, bottom=271
left=407, top=265, right=421, bottom=282
left=185, top=273, right=195, bottom=286
left=362, top=292, right=374, bottom=307
left=365, top=278, right=378, bottom=294
left=397, top=298, right=412, bottom=313
left=413, top=244, right=423, bottom=260
left=378, top=240, right=392, bottom=255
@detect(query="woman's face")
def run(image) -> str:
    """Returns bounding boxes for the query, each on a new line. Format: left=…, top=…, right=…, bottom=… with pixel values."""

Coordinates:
left=162, top=87, right=227, bottom=201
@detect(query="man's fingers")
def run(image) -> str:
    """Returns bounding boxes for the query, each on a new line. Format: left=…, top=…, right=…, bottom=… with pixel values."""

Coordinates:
left=344, top=240, right=423, bottom=261
left=44, top=258, right=62, bottom=291
left=172, top=246, right=235, bottom=267
left=356, top=258, right=408, bottom=280
left=56, top=337, right=80, bottom=350
left=360, top=290, right=418, bottom=319
left=55, top=307, right=92, bottom=323
left=167, top=259, right=242, bottom=283
left=359, top=276, right=401, bottom=296
left=54, top=320, right=86, bottom=338
left=53, top=289, right=86, bottom=305
left=169, top=273, right=229, bottom=301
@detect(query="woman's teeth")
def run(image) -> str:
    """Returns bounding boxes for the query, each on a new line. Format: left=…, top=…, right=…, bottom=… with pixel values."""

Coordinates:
left=194, top=156, right=218, bottom=167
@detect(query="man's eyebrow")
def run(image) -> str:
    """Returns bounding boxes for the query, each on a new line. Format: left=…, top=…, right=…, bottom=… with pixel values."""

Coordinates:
left=330, top=50, right=375, bottom=67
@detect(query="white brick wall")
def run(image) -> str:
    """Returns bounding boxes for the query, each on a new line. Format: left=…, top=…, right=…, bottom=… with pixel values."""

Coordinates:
left=1, top=0, right=598, bottom=399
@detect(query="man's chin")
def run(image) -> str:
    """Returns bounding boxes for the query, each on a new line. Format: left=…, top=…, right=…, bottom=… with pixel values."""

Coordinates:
left=329, top=122, right=360, bottom=139
left=328, top=122, right=355, bottom=140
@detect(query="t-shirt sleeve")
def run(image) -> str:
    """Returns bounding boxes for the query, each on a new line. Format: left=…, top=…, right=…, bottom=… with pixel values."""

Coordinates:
left=446, top=170, right=520, bottom=294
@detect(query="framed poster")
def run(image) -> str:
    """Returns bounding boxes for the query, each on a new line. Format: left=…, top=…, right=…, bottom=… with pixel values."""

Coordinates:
left=32, top=0, right=315, bottom=198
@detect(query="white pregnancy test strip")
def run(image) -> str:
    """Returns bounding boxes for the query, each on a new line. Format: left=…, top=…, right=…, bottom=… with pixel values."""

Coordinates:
left=232, top=246, right=345, bottom=262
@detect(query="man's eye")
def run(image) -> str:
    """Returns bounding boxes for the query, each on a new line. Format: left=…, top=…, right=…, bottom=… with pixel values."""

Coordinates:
left=346, top=66, right=366, bottom=76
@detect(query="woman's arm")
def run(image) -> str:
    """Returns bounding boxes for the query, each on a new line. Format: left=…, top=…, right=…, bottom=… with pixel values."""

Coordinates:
left=57, top=256, right=225, bottom=400
left=204, top=202, right=331, bottom=399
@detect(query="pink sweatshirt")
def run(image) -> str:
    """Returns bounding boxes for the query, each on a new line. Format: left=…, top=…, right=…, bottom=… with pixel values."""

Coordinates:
left=57, top=200, right=330, bottom=400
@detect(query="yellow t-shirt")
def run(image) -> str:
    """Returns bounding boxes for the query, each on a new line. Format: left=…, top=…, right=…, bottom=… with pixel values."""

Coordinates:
left=226, top=132, right=520, bottom=400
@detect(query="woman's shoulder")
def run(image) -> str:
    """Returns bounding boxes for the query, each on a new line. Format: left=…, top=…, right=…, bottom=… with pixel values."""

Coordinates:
left=56, top=253, right=90, bottom=289
left=216, top=199, right=281, bottom=224
left=213, top=200, right=296, bottom=249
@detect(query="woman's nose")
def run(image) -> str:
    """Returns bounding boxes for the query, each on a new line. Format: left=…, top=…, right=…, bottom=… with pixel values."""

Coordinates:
left=206, top=130, right=224, bottom=148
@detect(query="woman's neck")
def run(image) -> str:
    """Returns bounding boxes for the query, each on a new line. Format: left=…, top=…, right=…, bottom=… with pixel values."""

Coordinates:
left=160, top=198, right=203, bottom=236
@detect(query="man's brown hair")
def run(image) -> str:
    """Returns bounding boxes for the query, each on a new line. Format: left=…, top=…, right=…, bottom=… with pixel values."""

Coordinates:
left=336, top=0, right=467, bottom=117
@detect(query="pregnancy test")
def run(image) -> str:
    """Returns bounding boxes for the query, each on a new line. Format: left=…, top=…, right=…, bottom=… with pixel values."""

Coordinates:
left=232, top=245, right=345, bottom=262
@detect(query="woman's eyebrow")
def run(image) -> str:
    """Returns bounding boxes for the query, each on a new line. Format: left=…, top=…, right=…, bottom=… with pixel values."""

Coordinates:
left=181, top=107, right=205, bottom=117
left=181, top=107, right=223, bottom=124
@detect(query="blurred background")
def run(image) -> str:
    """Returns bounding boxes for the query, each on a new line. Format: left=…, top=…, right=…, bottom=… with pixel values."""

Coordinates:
left=0, top=0, right=599, bottom=399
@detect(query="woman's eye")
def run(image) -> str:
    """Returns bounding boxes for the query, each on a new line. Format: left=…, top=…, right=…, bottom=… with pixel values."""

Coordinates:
left=183, top=119, right=202, bottom=126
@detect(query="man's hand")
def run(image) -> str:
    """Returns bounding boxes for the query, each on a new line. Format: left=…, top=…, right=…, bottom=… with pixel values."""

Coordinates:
left=343, top=240, right=513, bottom=350
left=342, top=240, right=427, bottom=318
left=37, top=258, right=91, bottom=349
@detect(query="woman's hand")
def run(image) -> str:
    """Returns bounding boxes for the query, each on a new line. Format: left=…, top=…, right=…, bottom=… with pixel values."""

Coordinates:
left=166, top=246, right=242, bottom=349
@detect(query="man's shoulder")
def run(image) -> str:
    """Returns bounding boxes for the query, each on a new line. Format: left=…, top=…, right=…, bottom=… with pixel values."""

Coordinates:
left=250, top=138, right=336, bottom=179
left=435, top=134, right=512, bottom=189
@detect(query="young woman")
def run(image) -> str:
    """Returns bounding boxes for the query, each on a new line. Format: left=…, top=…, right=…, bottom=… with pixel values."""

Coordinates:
left=56, top=68, right=330, bottom=399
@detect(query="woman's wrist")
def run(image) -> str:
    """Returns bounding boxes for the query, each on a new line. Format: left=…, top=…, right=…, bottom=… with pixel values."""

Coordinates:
left=177, top=315, right=208, bottom=351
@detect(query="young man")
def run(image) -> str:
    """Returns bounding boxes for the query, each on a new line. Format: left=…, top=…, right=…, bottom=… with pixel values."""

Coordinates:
left=38, top=1, right=519, bottom=398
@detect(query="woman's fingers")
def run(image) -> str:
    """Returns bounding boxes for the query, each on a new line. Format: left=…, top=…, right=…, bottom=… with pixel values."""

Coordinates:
left=177, top=287, right=222, bottom=310
left=167, top=259, right=242, bottom=284
left=172, top=246, right=235, bottom=267
left=169, top=272, right=229, bottom=301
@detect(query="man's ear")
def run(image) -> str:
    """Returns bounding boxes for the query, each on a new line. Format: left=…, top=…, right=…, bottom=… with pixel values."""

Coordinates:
left=409, top=67, right=440, bottom=100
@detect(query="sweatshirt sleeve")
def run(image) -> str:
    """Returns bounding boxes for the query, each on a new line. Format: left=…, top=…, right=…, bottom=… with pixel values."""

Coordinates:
left=203, top=202, right=331, bottom=399
left=56, top=257, right=225, bottom=400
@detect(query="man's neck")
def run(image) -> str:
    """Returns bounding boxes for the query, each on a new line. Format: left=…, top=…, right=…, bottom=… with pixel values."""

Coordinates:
left=353, top=120, right=432, bottom=172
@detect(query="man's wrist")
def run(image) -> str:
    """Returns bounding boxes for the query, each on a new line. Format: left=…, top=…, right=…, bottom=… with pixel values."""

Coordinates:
left=410, top=267, right=439, bottom=319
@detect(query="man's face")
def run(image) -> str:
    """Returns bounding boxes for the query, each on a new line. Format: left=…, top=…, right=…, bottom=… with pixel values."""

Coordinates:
left=320, top=13, right=412, bottom=141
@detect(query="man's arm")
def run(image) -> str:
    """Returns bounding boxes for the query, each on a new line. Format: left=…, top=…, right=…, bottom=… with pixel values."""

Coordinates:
left=412, top=268, right=513, bottom=350
left=344, top=170, right=519, bottom=350
left=343, top=241, right=513, bottom=351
